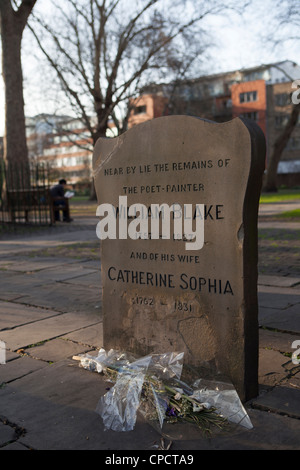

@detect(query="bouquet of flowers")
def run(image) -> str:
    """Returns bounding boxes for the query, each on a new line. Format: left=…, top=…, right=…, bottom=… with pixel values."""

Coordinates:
left=74, top=349, right=252, bottom=434
left=139, top=376, right=229, bottom=436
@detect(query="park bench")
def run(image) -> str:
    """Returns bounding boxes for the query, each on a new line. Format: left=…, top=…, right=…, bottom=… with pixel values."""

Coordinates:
left=6, top=186, right=71, bottom=224
left=7, top=187, right=54, bottom=224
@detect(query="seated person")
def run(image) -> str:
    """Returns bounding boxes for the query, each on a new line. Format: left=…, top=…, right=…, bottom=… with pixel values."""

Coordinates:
left=50, top=179, right=73, bottom=222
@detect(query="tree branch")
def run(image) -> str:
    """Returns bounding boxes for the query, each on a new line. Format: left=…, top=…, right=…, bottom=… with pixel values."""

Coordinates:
left=28, top=22, right=94, bottom=138
left=16, top=0, right=37, bottom=31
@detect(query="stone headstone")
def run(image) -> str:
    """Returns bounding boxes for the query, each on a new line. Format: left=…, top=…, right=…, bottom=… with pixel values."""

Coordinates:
left=93, top=116, right=266, bottom=402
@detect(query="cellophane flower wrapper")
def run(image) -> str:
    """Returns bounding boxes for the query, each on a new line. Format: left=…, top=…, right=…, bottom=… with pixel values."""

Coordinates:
left=76, top=349, right=253, bottom=432
left=148, top=352, right=184, bottom=380
left=190, top=379, right=253, bottom=429
left=78, top=348, right=136, bottom=374
left=96, top=355, right=152, bottom=432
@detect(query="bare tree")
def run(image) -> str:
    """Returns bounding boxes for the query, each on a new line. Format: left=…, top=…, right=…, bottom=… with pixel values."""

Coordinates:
left=262, top=0, right=300, bottom=192
left=28, top=0, right=242, bottom=145
left=0, top=0, right=37, bottom=166
left=264, top=100, right=299, bottom=192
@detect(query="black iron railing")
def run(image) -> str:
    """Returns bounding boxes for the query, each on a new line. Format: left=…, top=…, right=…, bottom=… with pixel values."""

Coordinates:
left=0, top=161, right=53, bottom=226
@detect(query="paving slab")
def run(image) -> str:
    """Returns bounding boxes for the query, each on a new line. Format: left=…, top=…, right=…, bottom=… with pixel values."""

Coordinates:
left=0, top=228, right=97, bottom=251
left=62, top=271, right=102, bottom=288
left=258, top=201, right=300, bottom=216
left=171, top=408, right=300, bottom=450
left=0, top=421, right=16, bottom=447
left=21, top=265, right=99, bottom=283
left=5, top=350, right=20, bottom=362
left=74, top=260, right=101, bottom=270
left=259, top=328, right=299, bottom=352
left=258, top=275, right=300, bottom=288
left=258, top=221, right=300, bottom=230
left=0, top=260, right=14, bottom=268
left=252, top=386, right=300, bottom=420
left=62, top=323, right=103, bottom=349
left=0, top=355, right=49, bottom=385
left=1, top=441, right=30, bottom=450
left=0, top=311, right=101, bottom=351
left=24, top=337, right=97, bottom=363
left=0, top=292, right=29, bottom=302
left=259, top=304, right=300, bottom=333
left=15, top=283, right=102, bottom=313
left=0, top=271, right=45, bottom=293
left=258, top=348, right=291, bottom=387
left=1, top=258, right=78, bottom=273
left=284, top=373, right=300, bottom=389
left=0, top=301, right=60, bottom=330
left=258, top=285, right=300, bottom=310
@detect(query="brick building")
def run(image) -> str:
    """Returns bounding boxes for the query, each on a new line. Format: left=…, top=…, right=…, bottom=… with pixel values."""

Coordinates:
left=26, top=61, right=300, bottom=187
left=231, top=79, right=267, bottom=135
left=26, top=115, right=118, bottom=186
left=128, top=94, right=169, bottom=128
left=26, top=115, right=94, bottom=186
left=128, top=60, right=300, bottom=186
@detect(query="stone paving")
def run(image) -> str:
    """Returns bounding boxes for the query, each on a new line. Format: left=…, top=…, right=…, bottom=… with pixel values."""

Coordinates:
left=0, top=210, right=299, bottom=450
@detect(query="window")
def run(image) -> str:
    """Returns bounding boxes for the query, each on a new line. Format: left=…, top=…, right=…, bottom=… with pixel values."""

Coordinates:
left=287, top=137, right=300, bottom=150
left=244, top=71, right=267, bottom=82
left=134, top=105, right=147, bottom=115
left=239, top=91, right=257, bottom=103
left=275, top=115, right=289, bottom=127
left=241, top=111, right=258, bottom=121
left=275, top=93, right=290, bottom=106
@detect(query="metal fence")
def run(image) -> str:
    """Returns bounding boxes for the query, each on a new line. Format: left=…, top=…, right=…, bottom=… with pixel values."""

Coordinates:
left=0, top=161, right=53, bottom=226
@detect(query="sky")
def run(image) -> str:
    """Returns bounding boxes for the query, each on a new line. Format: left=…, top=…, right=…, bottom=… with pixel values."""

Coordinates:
left=0, top=0, right=299, bottom=137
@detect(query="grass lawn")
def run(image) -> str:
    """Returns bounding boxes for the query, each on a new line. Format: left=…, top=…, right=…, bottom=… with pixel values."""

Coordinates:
left=277, top=208, right=300, bottom=219
left=258, top=227, right=300, bottom=276
left=260, top=188, right=300, bottom=203
left=69, top=196, right=97, bottom=216
left=71, top=196, right=91, bottom=203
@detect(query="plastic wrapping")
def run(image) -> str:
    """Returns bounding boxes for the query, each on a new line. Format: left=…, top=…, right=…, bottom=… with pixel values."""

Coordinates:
left=190, top=379, right=253, bottom=429
left=148, top=352, right=184, bottom=380
left=96, top=355, right=152, bottom=432
left=78, top=348, right=136, bottom=374
left=75, top=349, right=253, bottom=433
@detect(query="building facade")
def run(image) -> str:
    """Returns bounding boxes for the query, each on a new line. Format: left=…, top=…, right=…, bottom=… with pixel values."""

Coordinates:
left=128, top=94, right=169, bottom=128
left=26, top=61, right=300, bottom=187
left=26, top=115, right=119, bottom=186
left=128, top=60, right=300, bottom=186
left=26, top=115, right=94, bottom=186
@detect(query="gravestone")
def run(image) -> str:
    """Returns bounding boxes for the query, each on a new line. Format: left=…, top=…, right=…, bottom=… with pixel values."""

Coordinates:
left=93, top=116, right=266, bottom=402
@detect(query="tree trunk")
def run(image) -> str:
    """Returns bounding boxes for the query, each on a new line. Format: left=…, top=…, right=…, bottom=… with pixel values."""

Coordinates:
left=1, top=16, right=27, bottom=166
left=89, top=179, right=97, bottom=201
left=263, top=104, right=300, bottom=192
left=0, top=0, right=37, bottom=168
left=89, top=124, right=108, bottom=201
